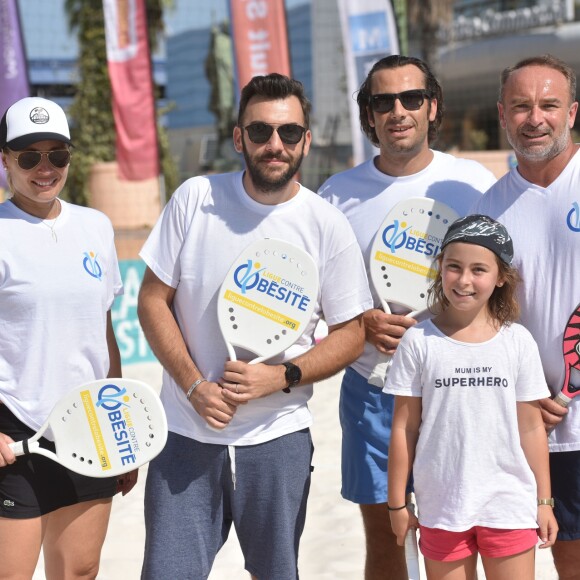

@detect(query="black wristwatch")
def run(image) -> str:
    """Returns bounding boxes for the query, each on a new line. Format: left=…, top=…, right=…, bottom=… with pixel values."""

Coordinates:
left=282, top=362, right=302, bottom=393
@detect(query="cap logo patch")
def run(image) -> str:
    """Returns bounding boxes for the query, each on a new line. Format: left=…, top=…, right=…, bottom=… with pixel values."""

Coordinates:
left=29, top=107, right=49, bottom=125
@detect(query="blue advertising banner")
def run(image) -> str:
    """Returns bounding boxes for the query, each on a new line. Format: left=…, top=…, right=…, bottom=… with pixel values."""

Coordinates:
left=111, top=260, right=156, bottom=365
left=337, top=0, right=399, bottom=165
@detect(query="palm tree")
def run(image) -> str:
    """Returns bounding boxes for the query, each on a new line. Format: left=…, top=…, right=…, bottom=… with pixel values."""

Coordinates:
left=63, top=0, right=176, bottom=204
left=407, top=0, right=455, bottom=72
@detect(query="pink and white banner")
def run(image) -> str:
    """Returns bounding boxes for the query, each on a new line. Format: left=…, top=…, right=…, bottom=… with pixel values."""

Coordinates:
left=229, top=0, right=291, bottom=92
left=103, top=0, right=159, bottom=180
left=337, top=0, right=399, bottom=165
left=0, top=0, right=30, bottom=189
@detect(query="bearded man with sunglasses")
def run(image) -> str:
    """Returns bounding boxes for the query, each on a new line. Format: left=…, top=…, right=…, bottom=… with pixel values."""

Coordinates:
left=319, top=55, right=497, bottom=579
left=0, top=97, right=131, bottom=578
left=138, top=73, right=371, bottom=580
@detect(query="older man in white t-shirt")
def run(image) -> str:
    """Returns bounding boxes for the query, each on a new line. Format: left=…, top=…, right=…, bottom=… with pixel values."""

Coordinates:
left=473, top=54, right=580, bottom=579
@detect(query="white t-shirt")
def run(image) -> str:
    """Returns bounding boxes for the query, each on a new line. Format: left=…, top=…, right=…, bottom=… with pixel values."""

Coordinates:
left=473, top=148, right=580, bottom=451
left=384, top=320, right=550, bottom=531
left=140, top=172, right=372, bottom=445
left=319, top=151, right=497, bottom=380
left=0, top=199, right=122, bottom=434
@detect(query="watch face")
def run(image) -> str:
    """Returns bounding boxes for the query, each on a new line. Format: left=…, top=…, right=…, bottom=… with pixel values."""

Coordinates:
left=283, top=362, right=302, bottom=392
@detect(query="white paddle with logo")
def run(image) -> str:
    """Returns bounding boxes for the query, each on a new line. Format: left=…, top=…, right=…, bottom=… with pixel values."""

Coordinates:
left=218, top=238, right=319, bottom=364
left=8, top=379, right=168, bottom=477
left=368, top=197, right=459, bottom=386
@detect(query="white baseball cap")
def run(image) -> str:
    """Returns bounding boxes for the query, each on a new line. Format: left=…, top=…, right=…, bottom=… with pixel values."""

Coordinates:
left=0, top=97, right=72, bottom=150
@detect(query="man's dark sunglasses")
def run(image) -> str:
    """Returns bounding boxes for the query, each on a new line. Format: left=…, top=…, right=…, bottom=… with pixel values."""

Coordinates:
left=370, top=89, right=432, bottom=114
left=8, top=149, right=71, bottom=170
left=242, top=122, right=306, bottom=145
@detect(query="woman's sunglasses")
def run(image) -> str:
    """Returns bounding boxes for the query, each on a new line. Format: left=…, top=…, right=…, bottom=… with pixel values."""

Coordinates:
left=370, top=89, right=432, bottom=114
left=8, top=149, right=71, bottom=171
left=242, top=122, right=306, bottom=145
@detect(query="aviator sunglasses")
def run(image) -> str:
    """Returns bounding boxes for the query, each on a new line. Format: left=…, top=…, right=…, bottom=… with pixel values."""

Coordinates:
left=370, top=89, right=432, bottom=114
left=7, top=149, right=71, bottom=171
left=242, top=122, right=306, bottom=145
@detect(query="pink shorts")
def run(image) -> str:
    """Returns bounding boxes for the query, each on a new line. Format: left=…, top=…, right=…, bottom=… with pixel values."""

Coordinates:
left=419, top=525, right=538, bottom=562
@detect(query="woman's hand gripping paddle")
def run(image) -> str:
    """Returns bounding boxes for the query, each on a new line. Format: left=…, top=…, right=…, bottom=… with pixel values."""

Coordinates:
left=8, top=379, right=168, bottom=477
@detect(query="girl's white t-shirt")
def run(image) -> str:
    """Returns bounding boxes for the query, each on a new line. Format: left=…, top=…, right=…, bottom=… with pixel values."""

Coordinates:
left=384, top=320, right=550, bottom=531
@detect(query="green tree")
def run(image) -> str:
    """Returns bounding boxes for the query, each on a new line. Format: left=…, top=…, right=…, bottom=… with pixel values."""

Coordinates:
left=63, top=0, right=177, bottom=205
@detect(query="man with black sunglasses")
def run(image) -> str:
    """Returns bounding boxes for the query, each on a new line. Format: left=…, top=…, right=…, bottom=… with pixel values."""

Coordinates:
left=319, top=55, right=497, bottom=579
left=138, top=73, right=372, bottom=579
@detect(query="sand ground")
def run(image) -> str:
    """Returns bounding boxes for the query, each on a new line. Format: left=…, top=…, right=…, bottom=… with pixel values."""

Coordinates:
left=33, top=362, right=558, bottom=579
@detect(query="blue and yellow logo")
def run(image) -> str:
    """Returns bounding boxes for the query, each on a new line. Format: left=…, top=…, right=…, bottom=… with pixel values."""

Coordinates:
left=232, top=258, right=311, bottom=313
left=81, top=383, right=138, bottom=470
left=381, top=219, right=443, bottom=257
left=567, top=202, right=580, bottom=233
left=83, top=251, right=103, bottom=280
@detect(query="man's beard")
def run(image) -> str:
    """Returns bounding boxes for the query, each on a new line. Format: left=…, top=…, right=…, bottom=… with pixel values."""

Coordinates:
left=507, top=123, right=570, bottom=163
left=242, top=141, right=304, bottom=194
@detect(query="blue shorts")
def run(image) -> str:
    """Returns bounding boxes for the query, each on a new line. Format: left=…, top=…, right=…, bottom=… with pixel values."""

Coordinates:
left=141, top=429, right=314, bottom=580
left=340, top=366, right=395, bottom=504
left=550, top=449, right=580, bottom=540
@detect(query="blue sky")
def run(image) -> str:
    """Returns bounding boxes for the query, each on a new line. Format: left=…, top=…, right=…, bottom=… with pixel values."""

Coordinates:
left=19, top=0, right=310, bottom=59
left=164, top=0, right=309, bottom=36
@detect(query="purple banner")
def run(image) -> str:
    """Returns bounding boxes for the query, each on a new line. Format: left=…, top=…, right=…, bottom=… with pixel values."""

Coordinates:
left=0, top=0, right=30, bottom=189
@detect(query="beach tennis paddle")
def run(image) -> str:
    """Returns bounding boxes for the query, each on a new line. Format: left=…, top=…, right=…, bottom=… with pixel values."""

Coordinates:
left=218, top=238, right=319, bottom=365
left=368, top=197, right=459, bottom=386
left=552, top=303, right=580, bottom=409
left=8, top=378, right=168, bottom=477
left=370, top=197, right=459, bottom=316
left=405, top=494, right=421, bottom=580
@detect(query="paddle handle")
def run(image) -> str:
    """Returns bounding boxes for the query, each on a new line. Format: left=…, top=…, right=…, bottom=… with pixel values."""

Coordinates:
left=404, top=495, right=421, bottom=580
left=8, top=440, right=29, bottom=456
left=404, top=527, right=420, bottom=580
left=9, top=439, right=52, bottom=460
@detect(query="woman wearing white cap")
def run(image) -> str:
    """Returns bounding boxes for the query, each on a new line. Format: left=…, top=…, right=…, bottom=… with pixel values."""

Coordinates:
left=0, top=97, right=134, bottom=578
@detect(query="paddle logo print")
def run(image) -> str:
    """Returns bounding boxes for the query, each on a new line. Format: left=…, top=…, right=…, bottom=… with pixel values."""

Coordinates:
left=83, top=383, right=141, bottom=471
left=96, top=384, right=130, bottom=410
left=225, top=252, right=313, bottom=330
left=218, top=239, right=319, bottom=364
left=234, top=260, right=266, bottom=293
left=382, top=219, right=412, bottom=252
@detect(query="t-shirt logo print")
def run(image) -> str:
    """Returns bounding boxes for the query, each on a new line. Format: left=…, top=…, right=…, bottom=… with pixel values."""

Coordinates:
left=566, top=201, right=580, bottom=232
left=83, top=251, right=103, bottom=280
left=29, top=107, right=49, bottom=124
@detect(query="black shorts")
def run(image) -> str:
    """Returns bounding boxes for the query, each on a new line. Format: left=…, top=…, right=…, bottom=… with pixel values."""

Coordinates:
left=0, top=403, right=116, bottom=519
left=550, top=449, right=580, bottom=541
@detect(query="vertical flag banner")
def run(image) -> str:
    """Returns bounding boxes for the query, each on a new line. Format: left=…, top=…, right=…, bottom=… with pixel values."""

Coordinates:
left=338, top=0, right=399, bottom=165
left=103, top=0, right=159, bottom=180
left=0, top=0, right=30, bottom=189
left=228, top=0, right=291, bottom=92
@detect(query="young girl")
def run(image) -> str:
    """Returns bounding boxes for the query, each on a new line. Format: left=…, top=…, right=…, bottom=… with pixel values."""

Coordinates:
left=385, top=214, right=558, bottom=580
